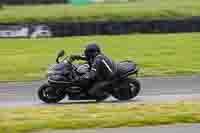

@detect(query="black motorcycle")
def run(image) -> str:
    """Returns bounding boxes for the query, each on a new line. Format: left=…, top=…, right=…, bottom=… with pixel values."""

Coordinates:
left=38, top=50, right=141, bottom=103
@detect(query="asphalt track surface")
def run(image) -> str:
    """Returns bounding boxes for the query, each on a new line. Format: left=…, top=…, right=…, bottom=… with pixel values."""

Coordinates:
left=0, top=76, right=200, bottom=107
left=36, top=124, right=200, bottom=133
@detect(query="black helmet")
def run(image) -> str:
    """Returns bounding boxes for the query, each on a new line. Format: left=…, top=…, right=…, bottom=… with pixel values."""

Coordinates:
left=84, top=43, right=101, bottom=60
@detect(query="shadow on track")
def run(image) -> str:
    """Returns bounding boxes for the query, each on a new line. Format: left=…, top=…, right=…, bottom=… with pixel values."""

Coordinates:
left=39, top=98, right=139, bottom=106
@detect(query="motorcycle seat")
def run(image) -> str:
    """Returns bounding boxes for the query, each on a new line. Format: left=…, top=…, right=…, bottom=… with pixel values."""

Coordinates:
left=116, top=61, right=138, bottom=77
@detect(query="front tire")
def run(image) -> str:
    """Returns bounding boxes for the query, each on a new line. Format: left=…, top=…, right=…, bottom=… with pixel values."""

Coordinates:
left=95, top=93, right=109, bottom=102
left=113, top=78, right=141, bottom=101
left=38, top=83, right=66, bottom=103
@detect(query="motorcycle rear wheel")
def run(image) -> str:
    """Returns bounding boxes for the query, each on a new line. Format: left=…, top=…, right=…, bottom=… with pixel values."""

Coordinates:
left=38, top=83, right=66, bottom=103
left=113, top=78, right=141, bottom=101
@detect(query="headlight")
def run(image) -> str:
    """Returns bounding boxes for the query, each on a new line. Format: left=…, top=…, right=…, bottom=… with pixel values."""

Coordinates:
left=47, top=70, right=55, bottom=75
left=46, top=70, right=54, bottom=77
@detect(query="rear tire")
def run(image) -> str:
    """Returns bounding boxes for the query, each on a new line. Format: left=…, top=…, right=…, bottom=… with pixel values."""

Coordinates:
left=38, top=83, right=66, bottom=103
left=113, top=78, right=141, bottom=101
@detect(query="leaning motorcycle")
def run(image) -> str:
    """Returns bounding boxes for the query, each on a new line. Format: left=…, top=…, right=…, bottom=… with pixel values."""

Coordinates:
left=38, top=50, right=141, bottom=103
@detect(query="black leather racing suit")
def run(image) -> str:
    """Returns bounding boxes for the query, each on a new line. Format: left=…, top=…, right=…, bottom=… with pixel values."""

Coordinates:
left=70, top=54, right=117, bottom=96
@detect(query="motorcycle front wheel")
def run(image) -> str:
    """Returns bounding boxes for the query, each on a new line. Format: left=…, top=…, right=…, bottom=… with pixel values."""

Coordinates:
left=38, top=83, right=66, bottom=103
left=113, top=78, right=141, bottom=101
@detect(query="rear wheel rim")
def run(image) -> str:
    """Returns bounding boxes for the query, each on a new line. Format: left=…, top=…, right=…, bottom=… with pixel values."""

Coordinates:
left=129, top=83, right=136, bottom=93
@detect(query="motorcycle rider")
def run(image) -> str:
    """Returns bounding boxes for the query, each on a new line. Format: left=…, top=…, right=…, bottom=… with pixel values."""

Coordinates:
left=69, top=43, right=117, bottom=98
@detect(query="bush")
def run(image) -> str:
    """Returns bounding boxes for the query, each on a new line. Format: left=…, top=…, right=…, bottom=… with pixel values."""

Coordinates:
left=1, top=0, right=200, bottom=23
left=0, top=4, right=3, bottom=10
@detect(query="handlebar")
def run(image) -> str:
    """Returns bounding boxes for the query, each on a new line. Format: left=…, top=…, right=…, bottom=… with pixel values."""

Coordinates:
left=57, top=56, right=70, bottom=64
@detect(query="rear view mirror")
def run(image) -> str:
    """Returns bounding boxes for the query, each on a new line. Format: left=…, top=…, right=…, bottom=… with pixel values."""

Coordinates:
left=56, top=50, right=65, bottom=63
left=57, top=50, right=65, bottom=58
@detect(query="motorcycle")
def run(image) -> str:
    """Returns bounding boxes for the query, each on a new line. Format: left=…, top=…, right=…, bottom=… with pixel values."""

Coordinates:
left=38, top=50, right=141, bottom=103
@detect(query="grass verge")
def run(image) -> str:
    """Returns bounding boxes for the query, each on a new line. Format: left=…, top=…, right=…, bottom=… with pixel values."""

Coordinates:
left=1, top=33, right=200, bottom=81
left=1, top=101, right=200, bottom=133
left=1, top=0, right=200, bottom=23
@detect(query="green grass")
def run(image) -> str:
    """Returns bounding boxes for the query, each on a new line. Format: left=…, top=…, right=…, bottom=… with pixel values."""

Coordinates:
left=1, top=101, right=200, bottom=133
left=0, top=33, right=200, bottom=81
left=1, top=0, right=200, bottom=23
